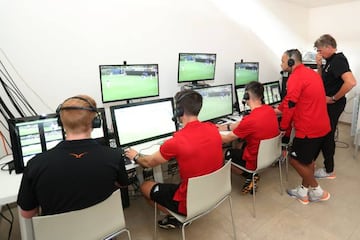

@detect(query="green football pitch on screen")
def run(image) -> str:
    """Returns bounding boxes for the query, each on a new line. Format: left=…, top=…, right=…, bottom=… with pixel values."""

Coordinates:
left=179, top=61, right=215, bottom=82
left=235, top=69, right=258, bottom=85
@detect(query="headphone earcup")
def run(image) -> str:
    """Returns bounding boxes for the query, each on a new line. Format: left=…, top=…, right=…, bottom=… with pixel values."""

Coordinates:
left=288, top=58, right=295, bottom=67
left=242, top=92, right=250, bottom=104
left=172, top=107, right=184, bottom=121
left=56, top=104, right=63, bottom=127
left=92, top=113, right=102, bottom=128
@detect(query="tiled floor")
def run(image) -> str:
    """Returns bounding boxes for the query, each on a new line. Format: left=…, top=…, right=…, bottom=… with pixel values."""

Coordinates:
left=1, top=123, right=359, bottom=240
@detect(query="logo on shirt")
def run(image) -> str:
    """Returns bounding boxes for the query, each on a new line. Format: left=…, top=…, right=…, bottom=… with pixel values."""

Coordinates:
left=69, top=152, right=88, bottom=159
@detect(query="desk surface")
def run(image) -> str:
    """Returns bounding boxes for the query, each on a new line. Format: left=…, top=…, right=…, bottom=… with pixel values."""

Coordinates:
left=0, top=169, right=22, bottom=206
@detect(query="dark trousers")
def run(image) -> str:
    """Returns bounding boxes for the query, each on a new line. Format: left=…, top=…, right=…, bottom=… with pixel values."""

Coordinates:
left=321, top=97, right=346, bottom=173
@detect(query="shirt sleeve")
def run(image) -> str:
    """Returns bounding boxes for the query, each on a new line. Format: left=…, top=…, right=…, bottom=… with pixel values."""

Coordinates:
left=17, top=169, right=38, bottom=211
left=280, top=75, right=301, bottom=130
left=159, top=137, right=177, bottom=161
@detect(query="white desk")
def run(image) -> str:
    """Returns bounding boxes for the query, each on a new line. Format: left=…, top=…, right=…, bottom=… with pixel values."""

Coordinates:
left=0, top=155, right=22, bottom=207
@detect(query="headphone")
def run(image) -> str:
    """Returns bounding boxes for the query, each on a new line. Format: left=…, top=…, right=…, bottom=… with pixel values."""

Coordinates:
left=56, top=96, right=102, bottom=128
left=242, top=92, right=250, bottom=104
left=172, top=91, right=194, bottom=121
left=287, top=49, right=296, bottom=67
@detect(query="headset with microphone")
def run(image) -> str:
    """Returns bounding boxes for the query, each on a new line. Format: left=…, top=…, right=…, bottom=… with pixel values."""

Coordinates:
left=56, top=96, right=102, bottom=128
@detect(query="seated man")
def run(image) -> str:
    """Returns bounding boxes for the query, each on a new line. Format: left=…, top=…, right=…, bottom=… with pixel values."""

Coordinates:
left=219, top=81, right=279, bottom=194
left=17, top=95, right=129, bottom=218
left=125, top=89, right=223, bottom=229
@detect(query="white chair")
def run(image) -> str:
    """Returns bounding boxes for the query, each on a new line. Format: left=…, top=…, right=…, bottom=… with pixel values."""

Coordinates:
left=31, top=189, right=131, bottom=240
left=231, top=134, right=283, bottom=218
left=154, top=160, right=236, bottom=240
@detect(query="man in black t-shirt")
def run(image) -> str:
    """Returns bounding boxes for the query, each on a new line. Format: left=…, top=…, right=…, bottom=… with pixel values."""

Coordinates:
left=314, top=34, right=356, bottom=179
left=17, top=95, right=128, bottom=218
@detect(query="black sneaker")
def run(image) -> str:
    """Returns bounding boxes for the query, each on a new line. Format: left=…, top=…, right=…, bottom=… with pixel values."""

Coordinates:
left=158, top=215, right=181, bottom=229
left=241, top=174, right=260, bottom=194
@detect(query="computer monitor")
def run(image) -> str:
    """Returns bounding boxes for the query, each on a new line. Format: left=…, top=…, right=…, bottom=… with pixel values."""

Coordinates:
left=234, top=62, right=259, bottom=86
left=7, top=114, right=65, bottom=174
left=110, top=98, right=177, bottom=147
left=263, top=81, right=282, bottom=106
left=99, top=64, right=159, bottom=103
left=235, top=85, right=250, bottom=113
left=195, top=84, right=233, bottom=122
left=178, top=53, right=216, bottom=85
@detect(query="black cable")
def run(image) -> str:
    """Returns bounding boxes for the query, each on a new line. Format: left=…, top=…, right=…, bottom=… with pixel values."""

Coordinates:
left=0, top=77, right=24, bottom=117
left=0, top=204, right=14, bottom=240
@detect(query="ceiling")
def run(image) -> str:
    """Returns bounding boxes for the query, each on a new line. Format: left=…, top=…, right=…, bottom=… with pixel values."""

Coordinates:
left=283, top=0, right=360, bottom=8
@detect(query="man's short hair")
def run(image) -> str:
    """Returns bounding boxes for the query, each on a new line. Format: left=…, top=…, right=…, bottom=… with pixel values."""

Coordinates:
left=174, top=90, right=203, bottom=116
left=245, top=81, right=264, bottom=101
left=314, top=34, right=337, bottom=49
left=285, top=49, right=303, bottom=63
left=59, top=95, right=97, bottom=133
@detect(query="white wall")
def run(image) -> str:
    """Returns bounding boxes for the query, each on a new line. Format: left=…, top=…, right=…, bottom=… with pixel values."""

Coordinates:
left=308, top=1, right=360, bottom=123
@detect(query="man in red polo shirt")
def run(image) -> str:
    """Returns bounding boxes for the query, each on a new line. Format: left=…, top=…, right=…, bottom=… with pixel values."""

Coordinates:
left=279, top=49, right=331, bottom=205
left=125, top=89, right=223, bottom=229
left=219, top=81, right=279, bottom=194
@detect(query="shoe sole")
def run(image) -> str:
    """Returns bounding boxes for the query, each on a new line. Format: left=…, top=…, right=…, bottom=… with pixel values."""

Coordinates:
left=315, top=175, right=336, bottom=180
left=286, top=191, right=309, bottom=205
left=310, top=192, right=331, bottom=202
left=158, top=224, right=176, bottom=230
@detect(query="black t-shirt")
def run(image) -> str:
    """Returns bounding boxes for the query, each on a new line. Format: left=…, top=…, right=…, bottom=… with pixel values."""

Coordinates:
left=17, top=139, right=128, bottom=216
left=322, top=52, right=351, bottom=97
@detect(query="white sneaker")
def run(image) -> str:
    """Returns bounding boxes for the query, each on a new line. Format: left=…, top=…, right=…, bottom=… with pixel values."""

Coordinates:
left=286, top=186, right=309, bottom=205
left=314, top=168, right=336, bottom=179
left=309, top=189, right=331, bottom=202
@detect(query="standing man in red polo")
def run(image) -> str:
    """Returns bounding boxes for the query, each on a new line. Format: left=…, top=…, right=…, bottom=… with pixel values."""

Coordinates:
left=280, top=49, right=331, bottom=205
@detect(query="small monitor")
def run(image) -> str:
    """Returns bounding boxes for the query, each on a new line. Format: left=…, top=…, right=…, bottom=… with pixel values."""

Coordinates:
left=235, top=85, right=250, bottom=113
left=234, top=62, right=259, bottom=86
left=99, top=64, right=159, bottom=103
left=7, top=114, right=65, bottom=174
left=195, top=84, right=233, bottom=122
left=263, top=81, right=282, bottom=105
left=110, top=98, right=177, bottom=147
left=178, top=53, right=216, bottom=85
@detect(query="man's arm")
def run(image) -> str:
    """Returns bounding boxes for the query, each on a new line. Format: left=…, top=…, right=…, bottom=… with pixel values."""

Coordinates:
left=125, top=149, right=167, bottom=168
left=331, top=71, right=357, bottom=102
left=20, top=207, right=39, bottom=219
left=221, top=131, right=239, bottom=144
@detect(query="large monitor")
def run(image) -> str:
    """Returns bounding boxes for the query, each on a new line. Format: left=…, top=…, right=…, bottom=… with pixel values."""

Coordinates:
left=235, top=85, right=250, bottom=113
left=99, top=64, right=159, bottom=103
left=110, top=98, right=177, bottom=147
left=7, top=114, right=65, bottom=173
left=195, top=84, right=233, bottom=122
left=263, top=81, right=282, bottom=106
left=178, top=53, right=216, bottom=85
left=234, top=62, right=259, bottom=86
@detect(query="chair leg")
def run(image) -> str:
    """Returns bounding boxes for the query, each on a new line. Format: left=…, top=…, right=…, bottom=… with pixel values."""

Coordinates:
left=252, top=173, right=256, bottom=218
left=181, top=224, right=186, bottom=240
left=228, top=196, right=237, bottom=240
left=278, top=157, right=284, bottom=195
left=154, top=203, right=157, bottom=240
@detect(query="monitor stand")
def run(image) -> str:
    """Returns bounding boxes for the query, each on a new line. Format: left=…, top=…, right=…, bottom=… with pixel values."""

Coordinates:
left=181, top=82, right=210, bottom=90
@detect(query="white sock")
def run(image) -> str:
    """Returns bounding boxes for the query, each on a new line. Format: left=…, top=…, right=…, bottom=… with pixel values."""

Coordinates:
left=311, top=185, right=323, bottom=195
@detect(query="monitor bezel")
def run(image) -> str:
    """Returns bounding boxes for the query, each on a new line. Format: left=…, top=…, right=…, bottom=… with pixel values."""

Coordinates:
left=110, top=97, right=178, bottom=148
left=177, top=53, right=217, bottom=84
left=234, top=84, right=250, bottom=114
left=263, top=80, right=282, bottom=106
left=99, top=64, right=160, bottom=103
left=7, top=113, right=65, bottom=174
left=234, top=61, right=259, bottom=87
left=195, top=83, right=234, bottom=122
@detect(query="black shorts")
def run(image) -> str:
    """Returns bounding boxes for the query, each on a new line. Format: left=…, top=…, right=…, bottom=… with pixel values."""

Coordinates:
left=290, top=136, right=325, bottom=164
left=225, top=148, right=246, bottom=167
left=150, top=183, right=183, bottom=215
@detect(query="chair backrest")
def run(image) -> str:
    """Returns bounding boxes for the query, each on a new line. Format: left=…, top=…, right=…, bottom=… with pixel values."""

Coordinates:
left=186, top=160, right=231, bottom=219
left=32, top=189, right=126, bottom=240
left=256, top=134, right=282, bottom=170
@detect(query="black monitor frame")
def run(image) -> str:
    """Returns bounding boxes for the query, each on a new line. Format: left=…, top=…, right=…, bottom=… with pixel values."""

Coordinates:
left=234, top=61, right=259, bottom=87
left=110, top=97, right=178, bottom=148
left=177, top=53, right=217, bottom=85
left=7, top=114, right=65, bottom=174
left=99, top=64, right=160, bottom=103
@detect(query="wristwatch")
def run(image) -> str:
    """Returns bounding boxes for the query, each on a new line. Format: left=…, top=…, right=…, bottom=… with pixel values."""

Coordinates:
left=331, top=96, right=336, bottom=102
left=133, top=153, right=140, bottom=163
left=227, top=124, right=231, bottom=131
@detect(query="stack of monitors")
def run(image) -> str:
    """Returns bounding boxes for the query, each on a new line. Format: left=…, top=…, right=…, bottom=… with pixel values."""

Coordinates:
left=234, top=62, right=259, bottom=86
left=110, top=98, right=177, bottom=148
left=195, top=84, right=233, bottom=122
left=263, top=81, right=282, bottom=106
left=178, top=53, right=216, bottom=85
left=99, top=64, right=159, bottom=103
